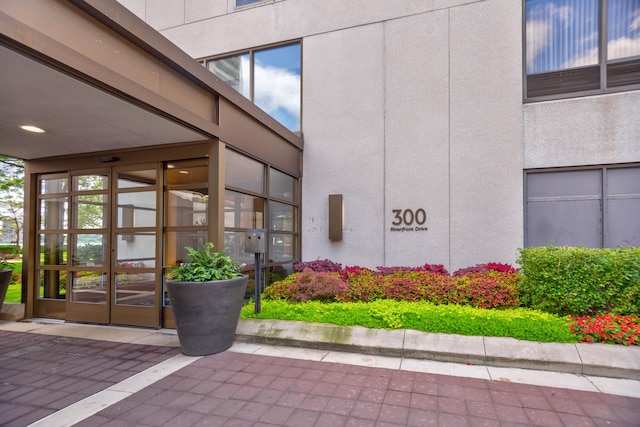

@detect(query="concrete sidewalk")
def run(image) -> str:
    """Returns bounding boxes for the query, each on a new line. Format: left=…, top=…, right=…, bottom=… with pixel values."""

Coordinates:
left=1, top=319, right=639, bottom=426
left=236, top=318, right=640, bottom=381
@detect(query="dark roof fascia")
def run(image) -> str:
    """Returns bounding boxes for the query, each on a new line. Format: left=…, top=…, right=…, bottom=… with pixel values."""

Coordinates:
left=68, top=0, right=303, bottom=150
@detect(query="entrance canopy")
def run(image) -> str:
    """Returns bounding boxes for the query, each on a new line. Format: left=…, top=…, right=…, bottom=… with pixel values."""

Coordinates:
left=0, top=0, right=302, bottom=175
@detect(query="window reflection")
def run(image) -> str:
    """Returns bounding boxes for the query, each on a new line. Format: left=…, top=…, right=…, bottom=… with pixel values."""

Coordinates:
left=205, top=42, right=301, bottom=131
left=225, top=190, right=264, bottom=229
left=270, top=168, right=297, bottom=202
left=70, top=272, right=107, bottom=303
left=225, top=149, right=265, bottom=193
left=270, top=201, right=296, bottom=232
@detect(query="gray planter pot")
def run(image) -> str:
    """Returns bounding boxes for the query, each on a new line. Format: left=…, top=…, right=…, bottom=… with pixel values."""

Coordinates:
left=0, top=270, right=12, bottom=312
left=166, top=274, right=248, bottom=356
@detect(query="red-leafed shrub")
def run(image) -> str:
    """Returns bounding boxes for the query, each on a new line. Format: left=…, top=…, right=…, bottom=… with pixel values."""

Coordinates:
left=263, top=273, right=301, bottom=301
left=453, top=271, right=520, bottom=310
left=338, top=265, right=376, bottom=281
left=376, top=263, right=449, bottom=276
left=453, top=262, right=518, bottom=276
left=569, top=314, right=639, bottom=345
left=293, top=259, right=342, bottom=273
left=336, top=270, right=385, bottom=302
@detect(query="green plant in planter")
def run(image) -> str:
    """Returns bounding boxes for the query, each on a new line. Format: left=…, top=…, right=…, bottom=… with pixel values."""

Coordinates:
left=0, top=253, right=14, bottom=271
left=167, top=242, right=241, bottom=282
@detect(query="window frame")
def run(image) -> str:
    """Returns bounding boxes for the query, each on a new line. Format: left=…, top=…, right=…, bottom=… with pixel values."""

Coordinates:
left=523, top=0, right=640, bottom=102
left=201, top=40, right=302, bottom=132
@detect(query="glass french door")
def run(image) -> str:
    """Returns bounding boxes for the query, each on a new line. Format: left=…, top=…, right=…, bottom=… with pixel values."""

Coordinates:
left=38, top=164, right=162, bottom=327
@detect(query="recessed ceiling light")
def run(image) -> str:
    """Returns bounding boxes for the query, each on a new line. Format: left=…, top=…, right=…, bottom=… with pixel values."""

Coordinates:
left=179, top=170, right=189, bottom=174
left=20, top=125, right=46, bottom=133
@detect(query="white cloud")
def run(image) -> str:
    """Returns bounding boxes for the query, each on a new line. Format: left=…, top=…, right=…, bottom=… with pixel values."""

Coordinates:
left=527, top=19, right=550, bottom=71
left=608, top=35, right=640, bottom=60
left=253, top=64, right=300, bottom=122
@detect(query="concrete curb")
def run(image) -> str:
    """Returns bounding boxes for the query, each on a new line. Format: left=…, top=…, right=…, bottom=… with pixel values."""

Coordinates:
left=236, top=318, right=640, bottom=380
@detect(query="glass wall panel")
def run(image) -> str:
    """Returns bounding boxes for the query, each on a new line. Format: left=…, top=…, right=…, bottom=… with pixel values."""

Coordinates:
left=40, top=176, right=68, bottom=194
left=73, top=195, right=107, bottom=229
left=117, top=170, right=156, bottom=188
left=254, top=44, right=301, bottom=131
left=526, top=0, right=599, bottom=74
left=207, top=53, right=250, bottom=98
left=165, top=162, right=208, bottom=186
left=224, top=231, right=255, bottom=266
left=72, top=234, right=106, bottom=266
left=164, top=231, right=208, bottom=267
left=608, top=0, right=640, bottom=60
left=166, top=190, right=208, bottom=227
left=270, top=168, right=297, bottom=202
left=225, top=190, right=264, bottom=229
left=70, top=272, right=107, bottom=303
left=39, top=234, right=67, bottom=266
left=73, top=174, right=108, bottom=191
left=225, top=150, right=264, bottom=193
left=269, top=234, right=295, bottom=262
left=117, top=192, right=156, bottom=228
left=40, top=197, right=68, bottom=230
left=38, top=269, right=67, bottom=299
left=269, top=201, right=296, bottom=232
left=116, top=233, right=156, bottom=268
left=116, top=272, right=155, bottom=306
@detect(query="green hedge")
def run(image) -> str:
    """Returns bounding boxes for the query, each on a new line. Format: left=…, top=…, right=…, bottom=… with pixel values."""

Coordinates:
left=517, top=246, right=640, bottom=316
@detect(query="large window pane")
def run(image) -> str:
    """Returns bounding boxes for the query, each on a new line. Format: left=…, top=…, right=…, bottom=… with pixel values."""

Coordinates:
left=225, top=190, right=264, bottom=228
left=269, top=234, right=295, bottom=262
left=167, top=190, right=208, bottom=226
left=38, top=269, right=67, bottom=299
left=607, top=0, right=640, bottom=60
left=40, top=197, right=68, bottom=230
left=225, top=150, right=264, bottom=193
left=40, top=176, right=68, bottom=194
left=73, top=234, right=107, bottom=266
left=224, top=231, right=255, bottom=266
left=526, top=0, right=599, bottom=74
left=207, top=53, right=250, bottom=98
left=39, top=234, right=67, bottom=266
left=116, top=272, right=155, bottom=306
left=117, top=192, right=156, bottom=228
left=70, top=272, right=107, bottom=303
left=269, top=201, right=296, bottom=232
left=164, top=231, right=208, bottom=267
left=254, top=43, right=301, bottom=131
left=73, top=195, right=107, bottom=229
left=270, top=168, right=297, bottom=202
left=73, top=174, right=108, bottom=191
left=117, top=169, right=156, bottom=188
left=116, top=233, right=156, bottom=268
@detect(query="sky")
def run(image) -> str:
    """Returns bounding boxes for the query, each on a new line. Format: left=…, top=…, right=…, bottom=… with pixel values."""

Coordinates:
left=526, top=0, right=640, bottom=74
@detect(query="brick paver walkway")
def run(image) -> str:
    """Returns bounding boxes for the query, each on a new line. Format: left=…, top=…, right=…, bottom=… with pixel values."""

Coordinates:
left=1, top=330, right=639, bottom=426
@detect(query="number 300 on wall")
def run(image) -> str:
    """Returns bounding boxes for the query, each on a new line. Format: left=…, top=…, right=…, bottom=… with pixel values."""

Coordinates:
left=391, top=209, right=427, bottom=226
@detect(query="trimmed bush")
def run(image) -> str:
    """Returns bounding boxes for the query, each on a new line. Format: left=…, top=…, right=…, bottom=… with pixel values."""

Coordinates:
left=517, top=246, right=640, bottom=316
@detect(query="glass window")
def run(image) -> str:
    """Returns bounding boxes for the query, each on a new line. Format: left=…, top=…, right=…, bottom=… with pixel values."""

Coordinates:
left=269, top=234, right=295, bottom=262
left=164, top=231, right=208, bottom=267
left=205, top=42, right=301, bottom=132
left=117, top=170, right=156, bottom=188
left=73, top=195, right=107, bottom=229
left=269, top=201, right=296, bottom=232
left=70, top=272, right=107, bottom=303
left=270, top=168, right=297, bottom=202
left=225, top=190, right=264, bottom=229
left=73, top=174, right=108, bottom=191
left=115, top=272, right=155, bottom=306
left=38, top=269, right=67, bottom=299
left=72, top=234, right=107, bottom=266
left=117, top=192, right=157, bottom=228
left=40, top=175, right=68, bottom=194
left=207, top=54, right=250, bottom=98
left=39, top=234, right=67, bottom=266
left=225, top=149, right=265, bottom=193
left=525, top=0, right=640, bottom=99
left=39, top=197, right=68, bottom=230
left=254, top=44, right=301, bottom=132
left=236, top=0, right=265, bottom=6
left=607, top=0, right=640, bottom=60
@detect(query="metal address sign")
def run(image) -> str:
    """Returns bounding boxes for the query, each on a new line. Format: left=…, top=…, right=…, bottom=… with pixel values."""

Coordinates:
left=390, top=208, right=428, bottom=232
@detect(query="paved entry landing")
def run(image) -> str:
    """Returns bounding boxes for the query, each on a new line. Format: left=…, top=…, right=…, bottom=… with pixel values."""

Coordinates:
left=1, top=327, right=639, bottom=426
